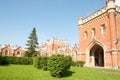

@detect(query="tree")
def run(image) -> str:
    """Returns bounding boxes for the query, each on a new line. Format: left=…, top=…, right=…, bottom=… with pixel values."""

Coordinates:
left=25, top=27, right=39, bottom=57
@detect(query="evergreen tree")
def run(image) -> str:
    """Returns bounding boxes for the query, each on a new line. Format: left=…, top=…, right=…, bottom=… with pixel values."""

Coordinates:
left=25, top=27, right=39, bottom=57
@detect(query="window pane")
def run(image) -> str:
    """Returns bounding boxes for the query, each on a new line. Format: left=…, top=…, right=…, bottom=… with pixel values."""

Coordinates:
left=5, top=50, right=8, bottom=56
left=92, top=28, right=96, bottom=37
left=101, top=24, right=106, bottom=34
left=84, top=31, right=88, bottom=39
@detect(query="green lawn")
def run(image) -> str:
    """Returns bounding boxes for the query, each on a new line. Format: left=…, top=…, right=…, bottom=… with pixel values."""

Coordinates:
left=0, top=65, right=120, bottom=80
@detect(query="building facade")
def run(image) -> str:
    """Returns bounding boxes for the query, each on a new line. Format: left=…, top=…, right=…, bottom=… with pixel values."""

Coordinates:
left=36, top=37, right=80, bottom=61
left=78, top=0, right=120, bottom=68
left=0, top=44, right=24, bottom=57
left=0, top=38, right=79, bottom=61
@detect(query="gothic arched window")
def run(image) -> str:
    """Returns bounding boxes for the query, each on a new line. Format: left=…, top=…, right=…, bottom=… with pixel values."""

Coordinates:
left=17, top=51, right=20, bottom=55
left=5, top=50, right=8, bottom=56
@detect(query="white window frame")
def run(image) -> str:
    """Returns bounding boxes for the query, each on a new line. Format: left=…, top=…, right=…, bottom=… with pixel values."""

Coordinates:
left=91, top=28, right=96, bottom=37
left=101, top=24, right=106, bottom=34
left=84, top=31, right=88, bottom=39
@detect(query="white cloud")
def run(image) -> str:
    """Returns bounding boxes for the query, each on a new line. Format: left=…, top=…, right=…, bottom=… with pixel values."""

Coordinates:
left=115, top=0, right=120, bottom=6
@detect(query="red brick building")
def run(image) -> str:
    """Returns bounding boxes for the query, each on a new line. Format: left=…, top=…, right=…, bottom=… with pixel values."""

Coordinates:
left=37, top=37, right=80, bottom=61
left=0, top=44, right=24, bottom=57
left=78, top=0, right=120, bottom=68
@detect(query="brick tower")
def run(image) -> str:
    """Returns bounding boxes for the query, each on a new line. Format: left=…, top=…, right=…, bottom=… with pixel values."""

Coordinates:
left=78, top=0, right=120, bottom=68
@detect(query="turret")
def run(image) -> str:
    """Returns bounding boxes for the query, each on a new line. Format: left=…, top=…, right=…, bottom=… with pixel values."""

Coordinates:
left=78, top=17, right=84, bottom=28
left=106, top=0, right=116, bottom=10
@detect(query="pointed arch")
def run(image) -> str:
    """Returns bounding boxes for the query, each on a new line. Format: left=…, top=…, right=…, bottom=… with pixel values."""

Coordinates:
left=4, top=50, right=9, bottom=56
left=85, top=40, right=105, bottom=67
left=87, top=40, right=105, bottom=51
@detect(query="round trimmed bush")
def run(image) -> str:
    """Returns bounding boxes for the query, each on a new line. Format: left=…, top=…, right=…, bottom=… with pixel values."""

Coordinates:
left=47, top=54, right=72, bottom=78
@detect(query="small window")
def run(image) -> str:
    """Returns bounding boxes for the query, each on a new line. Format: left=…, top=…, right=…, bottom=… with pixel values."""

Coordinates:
left=84, top=31, right=88, bottom=39
left=58, top=46, right=60, bottom=49
left=101, top=24, right=106, bottom=34
left=92, top=28, right=96, bottom=37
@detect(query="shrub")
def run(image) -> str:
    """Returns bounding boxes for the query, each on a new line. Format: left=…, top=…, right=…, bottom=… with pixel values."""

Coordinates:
left=76, top=61, right=85, bottom=67
left=41, top=56, right=48, bottom=70
left=33, top=56, right=48, bottom=70
left=47, top=54, right=72, bottom=78
left=0, top=56, right=33, bottom=65
left=8, top=56, right=33, bottom=65
left=0, top=56, right=9, bottom=65
left=33, top=57, right=42, bottom=69
left=8, top=56, right=17, bottom=64
left=20, top=57, right=33, bottom=65
left=71, top=61, right=76, bottom=67
left=71, top=61, right=85, bottom=67
left=33, top=57, right=37, bottom=67
left=0, top=55, right=3, bottom=65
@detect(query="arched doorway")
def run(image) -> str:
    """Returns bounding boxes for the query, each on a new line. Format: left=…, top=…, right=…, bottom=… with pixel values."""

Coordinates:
left=90, top=44, right=104, bottom=67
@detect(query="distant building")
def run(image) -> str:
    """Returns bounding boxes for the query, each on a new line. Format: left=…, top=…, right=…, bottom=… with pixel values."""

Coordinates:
left=0, top=44, right=24, bottom=57
left=37, top=37, right=80, bottom=61
left=0, top=37, right=79, bottom=61
left=78, top=0, right=120, bottom=68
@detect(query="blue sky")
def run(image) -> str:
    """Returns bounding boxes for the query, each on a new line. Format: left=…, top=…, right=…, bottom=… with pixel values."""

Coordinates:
left=0, top=0, right=107, bottom=48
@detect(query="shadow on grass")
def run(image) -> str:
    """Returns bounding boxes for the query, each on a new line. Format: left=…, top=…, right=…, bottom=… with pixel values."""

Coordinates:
left=63, top=71, right=75, bottom=77
left=0, top=64, right=10, bottom=66
left=51, top=70, right=75, bottom=78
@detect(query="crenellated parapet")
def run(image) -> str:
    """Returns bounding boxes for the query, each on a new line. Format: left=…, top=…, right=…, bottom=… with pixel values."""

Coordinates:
left=78, top=0, right=120, bottom=27
left=78, top=7, right=107, bottom=26
left=45, top=37, right=67, bottom=45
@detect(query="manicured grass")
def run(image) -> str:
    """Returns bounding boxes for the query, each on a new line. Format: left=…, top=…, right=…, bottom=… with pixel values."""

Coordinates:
left=0, top=65, right=120, bottom=80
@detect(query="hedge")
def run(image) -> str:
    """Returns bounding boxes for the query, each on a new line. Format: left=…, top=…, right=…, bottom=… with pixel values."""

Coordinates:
left=71, top=61, right=85, bottom=67
left=0, top=55, right=9, bottom=65
left=8, top=56, right=33, bottom=65
left=33, top=57, right=42, bottom=69
left=41, top=56, right=48, bottom=70
left=0, top=56, right=33, bottom=65
left=33, top=56, right=48, bottom=70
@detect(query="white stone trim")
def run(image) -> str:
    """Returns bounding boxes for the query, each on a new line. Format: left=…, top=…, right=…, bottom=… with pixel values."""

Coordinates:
left=78, top=5, right=120, bottom=27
